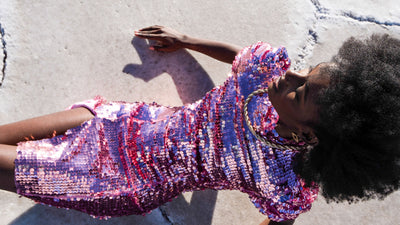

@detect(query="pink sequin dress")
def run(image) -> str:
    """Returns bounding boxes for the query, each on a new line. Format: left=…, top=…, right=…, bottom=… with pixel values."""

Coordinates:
left=15, top=42, right=318, bottom=222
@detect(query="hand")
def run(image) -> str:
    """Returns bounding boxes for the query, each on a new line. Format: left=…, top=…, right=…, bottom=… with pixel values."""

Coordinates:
left=135, top=25, right=187, bottom=52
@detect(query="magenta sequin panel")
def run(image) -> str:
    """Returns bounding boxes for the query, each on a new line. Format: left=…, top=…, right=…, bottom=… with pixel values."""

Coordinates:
left=15, top=42, right=318, bottom=221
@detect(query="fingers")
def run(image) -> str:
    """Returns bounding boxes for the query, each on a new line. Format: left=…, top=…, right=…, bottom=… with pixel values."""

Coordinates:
left=135, top=26, right=167, bottom=51
left=135, top=29, right=161, bottom=35
left=134, top=25, right=181, bottom=52
left=137, top=25, right=163, bottom=32
left=135, top=25, right=164, bottom=37
left=134, top=32, right=167, bottom=51
left=134, top=32, right=163, bottom=40
left=135, top=25, right=165, bottom=42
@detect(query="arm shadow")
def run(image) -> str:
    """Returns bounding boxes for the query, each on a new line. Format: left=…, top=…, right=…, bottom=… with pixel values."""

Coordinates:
left=123, top=37, right=215, bottom=105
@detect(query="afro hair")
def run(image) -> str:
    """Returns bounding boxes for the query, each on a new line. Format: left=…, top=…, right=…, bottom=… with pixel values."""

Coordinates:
left=296, top=34, right=400, bottom=203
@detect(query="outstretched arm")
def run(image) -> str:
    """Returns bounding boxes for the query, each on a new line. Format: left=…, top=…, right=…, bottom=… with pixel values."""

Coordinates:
left=135, top=25, right=242, bottom=64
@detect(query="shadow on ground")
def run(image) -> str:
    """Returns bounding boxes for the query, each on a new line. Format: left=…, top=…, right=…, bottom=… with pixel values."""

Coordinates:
left=9, top=190, right=218, bottom=225
left=123, top=37, right=215, bottom=104
left=161, top=189, right=218, bottom=225
left=9, top=203, right=164, bottom=225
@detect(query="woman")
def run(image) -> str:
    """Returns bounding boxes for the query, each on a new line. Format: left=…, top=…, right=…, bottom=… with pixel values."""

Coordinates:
left=1, top=25, right=399, bottom=225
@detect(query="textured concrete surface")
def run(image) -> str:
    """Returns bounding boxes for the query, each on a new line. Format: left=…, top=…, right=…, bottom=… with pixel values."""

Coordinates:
left=0, top=0, right=399, bottom=224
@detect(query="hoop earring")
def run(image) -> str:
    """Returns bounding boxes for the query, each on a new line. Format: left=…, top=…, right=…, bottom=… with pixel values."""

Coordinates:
left=291, top=132, right=299, bottom=143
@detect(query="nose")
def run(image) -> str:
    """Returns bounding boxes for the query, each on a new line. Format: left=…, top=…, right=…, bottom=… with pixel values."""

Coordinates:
left=284, top=70, right=307, bottom=85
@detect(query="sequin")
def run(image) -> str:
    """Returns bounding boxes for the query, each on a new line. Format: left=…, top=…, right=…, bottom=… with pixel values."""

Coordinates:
left=15, top=42, right=318, bottom=221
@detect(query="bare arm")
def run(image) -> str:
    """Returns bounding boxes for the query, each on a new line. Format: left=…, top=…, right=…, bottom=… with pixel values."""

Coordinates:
left=135, top=25, right=242, bottom=64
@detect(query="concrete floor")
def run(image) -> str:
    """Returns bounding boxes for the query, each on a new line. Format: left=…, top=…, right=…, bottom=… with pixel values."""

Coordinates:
left=1, top=0, right=400, bottom=224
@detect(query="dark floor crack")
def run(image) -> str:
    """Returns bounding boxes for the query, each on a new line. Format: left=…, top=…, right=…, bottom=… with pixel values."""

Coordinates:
left=159, top=206, right=174, bottom=225
left=293, top=0, right=323, bottom=69
left=296, top=0, right=400, bottom=69
left=310, top=0, right=329, bottom=15
left=341, top=11, right=400, bottom=27
left=0, top=23, right=7, bottom=87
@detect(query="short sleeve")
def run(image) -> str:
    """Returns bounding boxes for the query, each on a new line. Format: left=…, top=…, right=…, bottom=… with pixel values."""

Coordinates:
left=231, top=42, right=291, bottom=92
left=250, top=180, right=319, bottom=222
left=232, top=42, right=290, bottom=75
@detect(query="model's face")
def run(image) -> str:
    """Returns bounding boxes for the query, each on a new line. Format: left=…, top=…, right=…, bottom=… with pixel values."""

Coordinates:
left=268, top=63, right=331, bottom=140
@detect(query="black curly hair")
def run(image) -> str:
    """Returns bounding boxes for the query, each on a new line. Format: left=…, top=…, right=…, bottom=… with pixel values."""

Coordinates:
left=296, top=34, right=400, bottom=203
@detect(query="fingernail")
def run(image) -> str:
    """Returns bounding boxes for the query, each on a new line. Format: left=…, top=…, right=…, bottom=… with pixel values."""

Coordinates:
left=149, top=46, right=154, bottom=50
